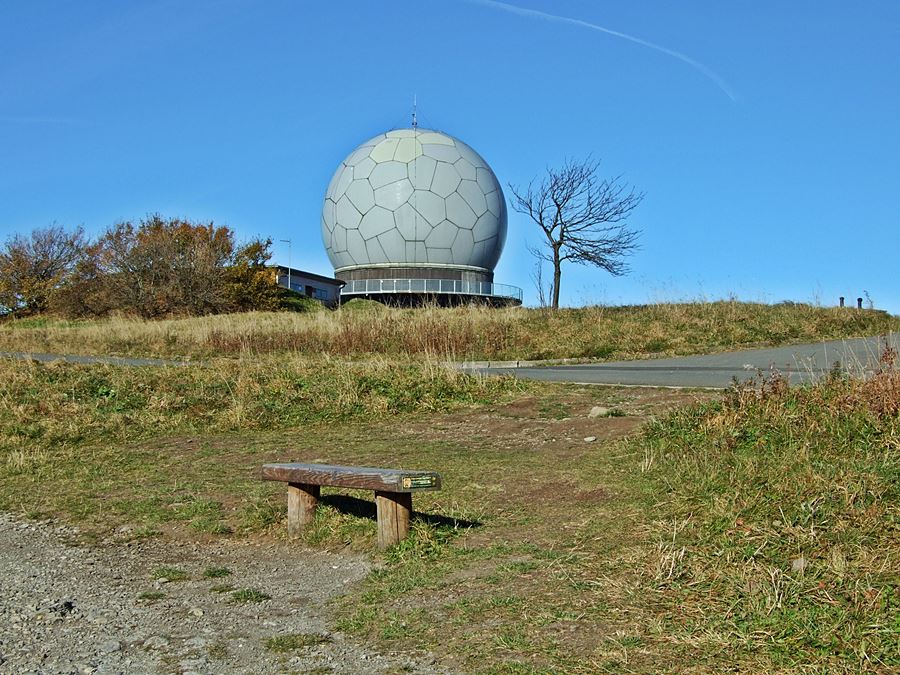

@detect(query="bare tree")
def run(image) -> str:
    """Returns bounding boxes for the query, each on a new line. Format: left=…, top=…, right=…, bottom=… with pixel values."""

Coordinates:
left=509, top=158, right=642, bottom=309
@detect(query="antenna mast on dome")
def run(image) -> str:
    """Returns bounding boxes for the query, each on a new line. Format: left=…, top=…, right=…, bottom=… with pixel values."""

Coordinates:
left=412, top=94, right=417, bottom=129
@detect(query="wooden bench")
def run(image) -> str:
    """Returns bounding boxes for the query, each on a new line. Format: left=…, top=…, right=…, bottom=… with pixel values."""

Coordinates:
left=260, top=462, right=442, bottom=548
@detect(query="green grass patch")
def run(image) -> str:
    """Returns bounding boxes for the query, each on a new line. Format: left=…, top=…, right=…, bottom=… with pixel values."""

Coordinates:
left=152, top=566, right=189, bottom=582
left=191, top=518, right=232, bottom=534
left=630, top=370, right=900, bottom=669
left=321, top=373, right=900, bottom=672
left=229, top=588, right=271, bottom=603
left=264, top=633, right=332, bottom=652
left=137, top=591, right=165, bottom=601
left=203, top=566, right=231, bottom=578
left=0, top=355, right=522, bottom=531
left=0, top=333, right=896, bottom=671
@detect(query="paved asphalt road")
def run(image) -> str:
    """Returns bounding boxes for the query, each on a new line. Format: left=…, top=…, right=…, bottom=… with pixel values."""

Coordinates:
left=478, top=335, right=899, bottom=389
left=0, top=351, right=190, bottom=367
left=3, top=335, right=897, bottom=388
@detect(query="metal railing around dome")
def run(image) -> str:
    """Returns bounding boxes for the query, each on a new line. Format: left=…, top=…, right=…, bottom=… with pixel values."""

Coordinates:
left=340, top=278, right=523, bottom=303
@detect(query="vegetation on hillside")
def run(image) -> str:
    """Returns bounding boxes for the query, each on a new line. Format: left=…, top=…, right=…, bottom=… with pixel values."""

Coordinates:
left=0, top=218, right=286, bottom=318
left=0, top=355, right=522, bottom=532
left=1, top=283, right=897, bottom=670
left=1, top=300, right=896, bottom=361
left=633, top=358, right=899, bottom=669
left=327, top=363, right=899, bottom=672
left=0, top=355, right=515, bottom=460
left=0, top=345, right=895, bottom=670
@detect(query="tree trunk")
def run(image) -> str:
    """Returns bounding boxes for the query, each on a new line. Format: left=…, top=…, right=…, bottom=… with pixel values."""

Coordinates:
left=551, top=250, right=562, bottom=310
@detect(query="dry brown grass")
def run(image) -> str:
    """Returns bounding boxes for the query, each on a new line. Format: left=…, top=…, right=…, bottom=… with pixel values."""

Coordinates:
left=633, top=352, right=900, bottom=670
left=1, top=342, right=895, bottom=670
left=1, top=300, right=897, bottom=361
left=0, top=354, right=523, bottom=480
left=1, top=301, right=898, bottom=671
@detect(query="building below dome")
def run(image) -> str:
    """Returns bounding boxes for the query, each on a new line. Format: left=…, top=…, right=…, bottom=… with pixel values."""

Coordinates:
left=321, top=127, right=521, bottom=306
left=273, top=265, right=345, bottom=307
left=340, top=277, right=522, bottom=307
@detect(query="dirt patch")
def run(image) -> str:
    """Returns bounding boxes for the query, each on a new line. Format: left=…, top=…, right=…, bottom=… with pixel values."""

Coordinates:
left=0, top=514, right=449, bottom=674
left=573, top=487, right=612, bottom=503
left=394, top=386, right=708, bottom=469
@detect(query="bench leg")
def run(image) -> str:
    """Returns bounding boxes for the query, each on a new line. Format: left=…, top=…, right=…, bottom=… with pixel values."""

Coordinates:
left=375, top=491, right=412, bottom=549
left=287, top=482, right=320, bottom=537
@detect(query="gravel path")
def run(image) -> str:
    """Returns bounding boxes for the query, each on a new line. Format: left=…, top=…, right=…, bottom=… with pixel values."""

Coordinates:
left=0, top=514, right=446, bottom=674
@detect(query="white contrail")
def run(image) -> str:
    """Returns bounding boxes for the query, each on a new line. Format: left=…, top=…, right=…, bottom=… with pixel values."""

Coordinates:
left=463, top=0, right=737, bottom=102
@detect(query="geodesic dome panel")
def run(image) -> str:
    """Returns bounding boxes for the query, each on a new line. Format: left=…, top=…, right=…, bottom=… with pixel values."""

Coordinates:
left=321, top=129, right=507, bottom=272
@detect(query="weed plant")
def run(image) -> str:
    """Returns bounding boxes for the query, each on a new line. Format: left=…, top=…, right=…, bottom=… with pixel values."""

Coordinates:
left=137, top=591, right=165, bottom=601
left=152, top=566, right=188, bottom=582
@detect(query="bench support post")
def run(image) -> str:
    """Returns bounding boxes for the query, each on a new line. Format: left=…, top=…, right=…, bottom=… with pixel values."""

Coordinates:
left=287, top=482, right=320, bottom=537
left=375, top=491, right=412, bottom=549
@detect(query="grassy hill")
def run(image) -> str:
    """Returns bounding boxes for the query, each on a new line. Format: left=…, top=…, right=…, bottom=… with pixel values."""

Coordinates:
left=1, top=300, right=897, bottom=361
left=0, top=300, right=897, bottom=671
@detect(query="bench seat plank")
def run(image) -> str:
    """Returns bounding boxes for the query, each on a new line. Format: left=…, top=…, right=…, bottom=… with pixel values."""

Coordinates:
left=261, top=462, right=441, bottom=492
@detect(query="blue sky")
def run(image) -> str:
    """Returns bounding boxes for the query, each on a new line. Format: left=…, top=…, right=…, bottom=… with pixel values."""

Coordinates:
left=2, top=1, right=898, bottom=310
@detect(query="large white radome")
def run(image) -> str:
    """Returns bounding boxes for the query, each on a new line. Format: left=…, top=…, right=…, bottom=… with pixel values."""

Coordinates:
left=321, top=128, right=507, bottom=273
